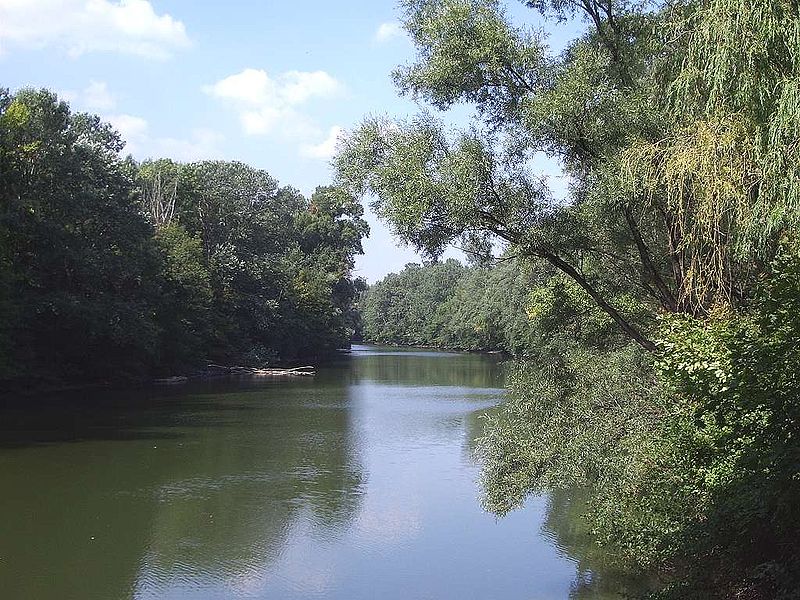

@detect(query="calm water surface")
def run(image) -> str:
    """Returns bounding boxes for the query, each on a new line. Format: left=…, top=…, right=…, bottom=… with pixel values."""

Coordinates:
left=0, top=345, right=626, bottom=599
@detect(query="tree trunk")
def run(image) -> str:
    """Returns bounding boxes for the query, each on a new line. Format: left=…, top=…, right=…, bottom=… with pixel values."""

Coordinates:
left=538, top=249, right=658, bottom=353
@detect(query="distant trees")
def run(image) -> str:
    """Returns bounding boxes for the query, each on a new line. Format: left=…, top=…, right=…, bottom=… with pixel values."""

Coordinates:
left=362, top=259, right=466, bottom=346
left=361, top=258, right=550, bottom=355
left=0, top=88, right=368, bottom=386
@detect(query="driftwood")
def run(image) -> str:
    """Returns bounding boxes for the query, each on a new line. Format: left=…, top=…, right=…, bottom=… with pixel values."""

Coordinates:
left=251, top=366, right=315, bottom=377
left=153, top=365, right=315, bottom=385
left=205, top=364, right=316, bottom=377
left=153, top=376, right=189, bottom=385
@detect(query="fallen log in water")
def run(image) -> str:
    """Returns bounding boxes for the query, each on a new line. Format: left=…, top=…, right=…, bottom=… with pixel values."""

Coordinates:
left=153, top=365, right=316, bottom=385
left=204, top=364, right=316, bottom=377
left=251, top=366, right=315, bottom=377
left=153, top=376, right=189, bottom=385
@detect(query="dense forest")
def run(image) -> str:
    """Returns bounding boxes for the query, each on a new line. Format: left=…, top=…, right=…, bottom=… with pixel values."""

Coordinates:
left=361, top=258, right=557, bottom=354
left=361, top=256, right=636, bottom=354
left=0, top=88, right=368, bottom=388
left=340, top=0, right=800, bottom=598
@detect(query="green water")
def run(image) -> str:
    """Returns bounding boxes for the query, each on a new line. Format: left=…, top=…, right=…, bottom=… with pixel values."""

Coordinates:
left=0, top=345, right=630, bottom=599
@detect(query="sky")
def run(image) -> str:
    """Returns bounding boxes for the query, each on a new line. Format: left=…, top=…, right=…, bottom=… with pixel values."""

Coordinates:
left=0, top=0, right=584, bottom=282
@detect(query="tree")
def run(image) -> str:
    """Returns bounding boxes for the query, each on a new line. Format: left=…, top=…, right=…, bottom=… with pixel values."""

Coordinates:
left=0, top=89, right=370, bottom=384
left=335, top=0, right=797, bottom=352
left=361, top=259, right=467, bottom=345
left=0, top=88, right=160, bottom=382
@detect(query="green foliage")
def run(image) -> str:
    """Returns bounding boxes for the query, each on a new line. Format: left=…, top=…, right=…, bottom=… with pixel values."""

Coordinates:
left=0, top=88, right=160, bottom=382
left=362, top=254, right=651, bottom=355
left=338, top=0, right=800, bottom=596
left=334, top=0, right=675, bottom=351
left=618, top=0, right=800, bottom=310
left=151, top=167, right=369, bottom=364
left=435, top=259, right=545, bottom=353
left=361, top=259, right=468, bottom=346
left=395, top=0, right=550, bottom=124
left=0, top=88, right=368, bottom=386
left=477, top=243, right=800, bottom=598
left=645, top=243, right=800, bottom=598
left=152, top=223, right=212, bottom=368
left=478, top=344, right=665, bottom=515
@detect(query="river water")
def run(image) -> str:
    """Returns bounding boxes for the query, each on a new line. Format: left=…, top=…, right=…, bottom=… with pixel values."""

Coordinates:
left=0, top=345, right=626, bottom=599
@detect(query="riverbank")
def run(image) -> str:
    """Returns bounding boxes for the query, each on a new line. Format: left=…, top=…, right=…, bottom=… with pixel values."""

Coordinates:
left=0, top=355, right=333, bottom=398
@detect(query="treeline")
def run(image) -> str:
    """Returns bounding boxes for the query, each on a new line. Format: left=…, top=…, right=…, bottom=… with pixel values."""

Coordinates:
left=0, top=88, right=368, bottom=387
left=362, top=258, right=595, bottom=355
left=337, top=0, right=800, bottom=598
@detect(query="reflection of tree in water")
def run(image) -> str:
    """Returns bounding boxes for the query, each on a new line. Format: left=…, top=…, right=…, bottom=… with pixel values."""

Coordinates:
left=350, top=350, right=507, bottom=389
left=541, top=489, right=657, bottom=600
left=139, top=381, right=365, bottom=591
left=463, top=402, right=501, bottom=459
left=0, top=378, right=364, bottom=600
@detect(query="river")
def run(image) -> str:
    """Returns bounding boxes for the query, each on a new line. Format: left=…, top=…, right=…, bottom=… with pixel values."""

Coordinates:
left=0, top=345, right=628, bottom=599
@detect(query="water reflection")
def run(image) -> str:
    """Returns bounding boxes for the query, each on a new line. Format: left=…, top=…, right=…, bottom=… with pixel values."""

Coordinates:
left=0, top=346, right=635, bottom=599
left=348, top=344, right=507, bottom=388
left=0, top=380, right=363, bottom=599
left=541, top=489, right=656, bottom=599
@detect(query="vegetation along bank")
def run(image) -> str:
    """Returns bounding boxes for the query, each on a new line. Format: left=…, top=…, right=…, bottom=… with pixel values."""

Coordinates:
left=344, top=0, right=800, bottom=597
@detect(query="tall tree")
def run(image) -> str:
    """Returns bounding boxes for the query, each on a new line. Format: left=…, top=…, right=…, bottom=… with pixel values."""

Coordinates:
left=0, top=88, right=160, bottom=382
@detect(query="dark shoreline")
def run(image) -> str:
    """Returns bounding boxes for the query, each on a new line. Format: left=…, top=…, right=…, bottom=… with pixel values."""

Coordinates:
left=0, top=350, right=345, bottom=399
left=0, top=343, right=513, bottom=400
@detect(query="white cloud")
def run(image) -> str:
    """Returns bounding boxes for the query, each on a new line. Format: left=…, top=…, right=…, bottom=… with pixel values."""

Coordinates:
left=205, top=68, right=343, bottom=141
left=56, top=81, right=222, bottom=161
left=207, top=68, right=274, bottom=106
left=300, top=125, right=344, bottom=160
left=374, top=21, right=404, bottom=43
left=206, top=68, right=341, bottom=109
left=280, top=71, right=340, bottom=104
left=154, top=128, right=225, bottom=162
left=107, top=113, right=149, bottom=141
left=106, top=114, right=223, bottom=161
left=82, top=81, right=116, bottom=110
left=58, top=80, right=116, bottom=111
left=0, top=0, right=190, bottom=59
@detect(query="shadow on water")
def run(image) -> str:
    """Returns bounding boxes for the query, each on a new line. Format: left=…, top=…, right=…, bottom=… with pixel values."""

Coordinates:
left=0, top=377, right=337, bottom=449
left=0, top=374, right=365, bottom=600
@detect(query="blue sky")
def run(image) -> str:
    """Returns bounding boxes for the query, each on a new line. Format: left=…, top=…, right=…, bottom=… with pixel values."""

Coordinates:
left=1, top=0, right=583, bottom=282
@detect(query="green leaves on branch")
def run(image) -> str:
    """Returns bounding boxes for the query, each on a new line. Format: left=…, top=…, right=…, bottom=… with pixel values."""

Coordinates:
left=395, top=0, right=551, bottom=124
left=335, top=113, right=550, bottom=258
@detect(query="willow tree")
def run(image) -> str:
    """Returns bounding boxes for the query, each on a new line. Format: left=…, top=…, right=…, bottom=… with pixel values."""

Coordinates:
left=334, top=0, right=799, bottom=349
left=619, top=0, right=800, bottom=311
left=334, top=0, right=672, bottom=352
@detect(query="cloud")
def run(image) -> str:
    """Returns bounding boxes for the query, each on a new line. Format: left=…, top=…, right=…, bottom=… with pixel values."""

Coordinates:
left=207, top=68, right=341, bottom=107
left=300, top=125, right=344, bottom=160
left=205, top=68, right=343, bottom=140
left=58, top=80, right=116, bottom=111
left=154, top=128, right=225, bottom=162
left=374, top=22, right=404, bottom=43
left=83, top=81, right=116, bottom=110
left=107, top=113, right=149, bottom=141
left=0, top=0, right=190, bottom=59
left=56, top=81, right=222, bottom=161
left=106, top=114, right=223, bottom=161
